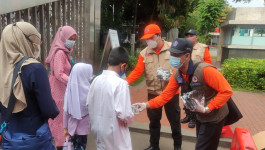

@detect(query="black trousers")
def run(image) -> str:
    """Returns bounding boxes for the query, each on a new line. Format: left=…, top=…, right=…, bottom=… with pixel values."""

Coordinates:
left=147, top=93, right=182, bottom=148
left=71, top=134, right=88, bottom=150
left=195, top=117, right=226, bottom=150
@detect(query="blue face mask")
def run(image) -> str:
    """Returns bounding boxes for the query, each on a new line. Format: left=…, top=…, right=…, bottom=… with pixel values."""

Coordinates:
left=64, top=40, right=75, bottom=49
left=170, top=56, right=182, bottom=68
left=119, top=65, right=126, bottom=79
left=119, top=68, right=126, bottom=77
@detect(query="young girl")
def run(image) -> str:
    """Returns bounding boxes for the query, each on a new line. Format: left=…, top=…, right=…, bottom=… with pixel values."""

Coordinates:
left=63, top=63, right=93, bottom=150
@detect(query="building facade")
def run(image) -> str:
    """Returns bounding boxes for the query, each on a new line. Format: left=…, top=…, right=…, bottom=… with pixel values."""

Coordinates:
left=217, top=7, right=265, bottom=65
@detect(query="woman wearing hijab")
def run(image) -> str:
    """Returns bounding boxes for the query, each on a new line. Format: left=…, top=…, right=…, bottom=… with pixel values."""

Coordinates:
left=63, top=63, right=93, bottom=150
left=45, top=26, right=77, bottom=149
left=0, top=22, right=59, bottom=149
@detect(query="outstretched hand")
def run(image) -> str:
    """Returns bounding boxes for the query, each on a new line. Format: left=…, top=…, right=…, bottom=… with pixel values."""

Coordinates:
left=131, top=103, right=147, bottom=114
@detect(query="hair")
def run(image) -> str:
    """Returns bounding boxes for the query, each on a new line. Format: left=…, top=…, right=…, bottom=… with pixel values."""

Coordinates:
left=108, top=47, right=129, bottom=66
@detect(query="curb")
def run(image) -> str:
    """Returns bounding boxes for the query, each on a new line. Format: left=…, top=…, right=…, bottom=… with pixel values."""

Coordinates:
left=129, top=122, right=232, bottom=148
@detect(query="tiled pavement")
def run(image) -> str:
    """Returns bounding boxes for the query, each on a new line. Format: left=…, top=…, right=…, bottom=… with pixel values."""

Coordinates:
left=129, top=83, right=265, bottom=136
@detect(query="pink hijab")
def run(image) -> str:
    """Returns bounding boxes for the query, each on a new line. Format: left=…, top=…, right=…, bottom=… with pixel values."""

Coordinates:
left=45, top=26, right=77, bottom=67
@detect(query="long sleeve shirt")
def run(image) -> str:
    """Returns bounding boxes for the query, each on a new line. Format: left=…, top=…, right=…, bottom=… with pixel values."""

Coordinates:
left=0, top=63, right=59, bottom=135
left=148, top=65, right=233, bottom=111
left=52, top=50, right=71, bottom=85
left=87, top=70, right=134, bottom=150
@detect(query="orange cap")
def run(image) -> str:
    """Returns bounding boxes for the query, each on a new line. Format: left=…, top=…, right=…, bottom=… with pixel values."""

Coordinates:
left=140, top=24, right=161, bottom=40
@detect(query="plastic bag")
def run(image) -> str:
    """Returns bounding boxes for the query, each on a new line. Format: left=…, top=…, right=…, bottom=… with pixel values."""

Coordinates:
left=131, top=105, right=140, bottom=114
left=181, top=90, right=205, bottom=112
left=63, top=136, right=74, bottom=150
left=156, top=67, right=172, bottom=81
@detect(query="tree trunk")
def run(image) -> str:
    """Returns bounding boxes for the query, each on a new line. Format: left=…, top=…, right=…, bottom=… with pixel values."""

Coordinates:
left=131, top=0, right=138, bottom=57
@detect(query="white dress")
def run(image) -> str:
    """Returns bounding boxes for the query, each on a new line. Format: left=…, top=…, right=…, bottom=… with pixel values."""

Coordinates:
left=87, top=70, right=134, bottom=150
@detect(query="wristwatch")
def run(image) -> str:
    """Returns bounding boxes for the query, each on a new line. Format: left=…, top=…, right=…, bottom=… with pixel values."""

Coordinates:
left=204, top=106, right=211, bottom=113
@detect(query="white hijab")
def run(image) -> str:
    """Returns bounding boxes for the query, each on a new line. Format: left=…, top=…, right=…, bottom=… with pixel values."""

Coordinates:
left=64, top=63, right=93, bottom=119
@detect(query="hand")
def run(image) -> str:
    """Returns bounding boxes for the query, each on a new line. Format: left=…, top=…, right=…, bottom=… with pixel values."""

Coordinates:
left=132, top=103, right=146, bottom=112
left=63, top=128, right=71, bottom=140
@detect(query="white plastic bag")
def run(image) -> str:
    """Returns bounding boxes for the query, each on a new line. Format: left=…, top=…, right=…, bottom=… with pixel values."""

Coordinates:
left=131, top=104, right=140, bottom=114
left=63, top=136, right=74, bottom=150
left=181, top=90, right=205, bottom=112
left=156, top=67, right=172, bottom=81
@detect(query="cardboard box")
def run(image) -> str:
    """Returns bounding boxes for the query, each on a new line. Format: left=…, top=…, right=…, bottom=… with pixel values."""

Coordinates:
left=253, top=131, right=265, bottom=150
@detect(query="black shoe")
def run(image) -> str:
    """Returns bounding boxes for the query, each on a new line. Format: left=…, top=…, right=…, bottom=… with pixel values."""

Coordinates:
left=181, top=116, right=190, bottom=123
left=144, top=146, right=160, bottom=150
left=188, top=119, right=196, bottom=128
left=174, top=147, right=181, bottom=150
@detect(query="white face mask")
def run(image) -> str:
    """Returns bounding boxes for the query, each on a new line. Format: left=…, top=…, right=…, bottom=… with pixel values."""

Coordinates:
left=146, top=39, right=158, bottom=49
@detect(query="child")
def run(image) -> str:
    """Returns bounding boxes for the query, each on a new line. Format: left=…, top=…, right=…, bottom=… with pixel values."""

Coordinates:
left=87, top=47, right=134, bottom=150
left=63, top=63, right=93, bottom=150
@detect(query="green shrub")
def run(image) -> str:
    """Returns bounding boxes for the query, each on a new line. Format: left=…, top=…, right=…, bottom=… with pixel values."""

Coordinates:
left=221, top=58, right=265, bottom=91
left=127, top=54, right=138, bottom=71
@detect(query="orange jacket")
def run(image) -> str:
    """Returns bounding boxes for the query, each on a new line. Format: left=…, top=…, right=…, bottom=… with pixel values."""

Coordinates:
left=148, top=66, right=233, bottom=111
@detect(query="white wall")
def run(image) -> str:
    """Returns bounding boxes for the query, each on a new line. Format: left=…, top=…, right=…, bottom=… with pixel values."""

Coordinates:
left=0, top=0, right=58, bottom=14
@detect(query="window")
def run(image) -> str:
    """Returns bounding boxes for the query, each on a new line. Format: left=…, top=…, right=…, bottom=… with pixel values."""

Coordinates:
left=230, top=25, right=265, bottom=46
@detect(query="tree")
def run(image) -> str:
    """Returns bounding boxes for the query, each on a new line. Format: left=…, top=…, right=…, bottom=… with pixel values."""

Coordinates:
left=101, top=0, right=129, bottom=31
left=178, top=10, right=199, bottom=38
left=197, top=0, right=225, bottom=36
left=254, top=29, right=265, bottom=37
left=157, top=0, right=191, bottom=32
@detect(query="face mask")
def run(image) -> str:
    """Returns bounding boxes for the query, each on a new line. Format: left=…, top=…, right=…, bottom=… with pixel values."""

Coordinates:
left=120, top=73, right=126, bottom=80
left=146, top=39, right=158, bottom=49
left=64, top=40, right=75, bottom=49
left=170, top=55, right=187, bottom=69
left=119, top=65, right=126, bottom=79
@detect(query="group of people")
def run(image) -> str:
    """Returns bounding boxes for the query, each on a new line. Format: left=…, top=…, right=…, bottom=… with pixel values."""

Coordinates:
left=131, top=24, right=232, bottom=150
left=0, top=21, right=233, bottom=150
left=0, top=22, right=91, bottom=150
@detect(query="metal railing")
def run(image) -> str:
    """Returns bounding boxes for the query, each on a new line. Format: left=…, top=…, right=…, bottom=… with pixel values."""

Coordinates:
left=0, top=0, right=100, bottom=66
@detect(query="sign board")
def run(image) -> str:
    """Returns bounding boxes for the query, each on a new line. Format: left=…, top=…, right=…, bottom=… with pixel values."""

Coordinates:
left=99, top=29, right=120, bottom=71
left=0, top=0, right=58, bottom=14
left=109, top=29, right=120, bottom=49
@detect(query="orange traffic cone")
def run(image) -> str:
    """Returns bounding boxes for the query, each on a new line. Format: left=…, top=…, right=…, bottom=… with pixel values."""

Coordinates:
left=221, top=125, right=234, bottom=138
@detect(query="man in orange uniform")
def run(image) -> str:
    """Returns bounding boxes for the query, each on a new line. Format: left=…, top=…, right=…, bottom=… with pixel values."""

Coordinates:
left=133, top=38, right=232, bottom=150
left=182, top=29, right=212, bottom=128
left=186, top=29, right=212, bottom=64
left=126, top=24, right=182, bottom=150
